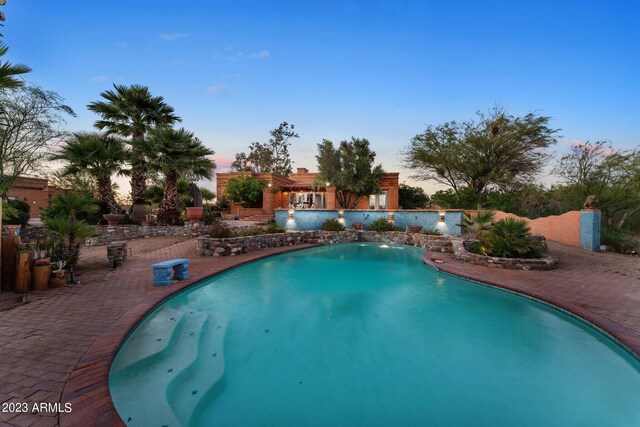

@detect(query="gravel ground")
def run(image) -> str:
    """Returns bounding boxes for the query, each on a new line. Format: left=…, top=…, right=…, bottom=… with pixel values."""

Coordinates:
left=547, top=240, right=640, bottom=280
left=75, top=236, right=191, bottom=283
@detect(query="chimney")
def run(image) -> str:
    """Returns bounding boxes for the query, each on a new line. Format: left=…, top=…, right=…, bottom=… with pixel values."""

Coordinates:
left=296, top=167, right=309, bottom=174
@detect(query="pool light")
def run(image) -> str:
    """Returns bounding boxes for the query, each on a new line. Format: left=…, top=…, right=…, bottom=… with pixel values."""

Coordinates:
left=288, top=209, right=294, bottom=220
left=438, top=212, right=446, bottom=223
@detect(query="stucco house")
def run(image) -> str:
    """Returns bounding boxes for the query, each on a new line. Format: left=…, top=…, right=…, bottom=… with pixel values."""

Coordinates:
left=216, top=167, right=399, bottom=220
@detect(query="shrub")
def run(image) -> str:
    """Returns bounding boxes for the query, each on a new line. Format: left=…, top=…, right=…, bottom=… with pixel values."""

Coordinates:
left=422, top=229, right=441, bottom=236
left=264, top=222, right=285, bottom=234
left=321, top=219, right=345, bottom=231
left=458, top=211, right=495, bottom=238
left=477, top=218, right=542, bottom=258
left=601, top=227, right=638, bottom=254
left=202, top=205, right=222, bottom=225
left=233, top=227, right=264, bottom=237
left=2, top=199, right=30, bottom=226
left=208, top=223, right=231, bottom=238
left=369, top=218, right=397, bottom=232
left=224, top=176, right=267, bottom=208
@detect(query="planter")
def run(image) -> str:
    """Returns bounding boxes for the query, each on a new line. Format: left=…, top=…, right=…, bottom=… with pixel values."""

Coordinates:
left=407, top=225, right=423, bottom=233
left=14, top=252, right=33, bottom=293
left=32, top=265, right=51, bottom=291
left=103, top=214, right=125, bottom=227
left=186, top=207, right=204, bottom=221
left=352, top=222, right=365, bottom=231
left=49, top=276, right=67, bottom=288
left=145, top=214, right=155, bottom=224
left=1, top=235, right=19, bottom=292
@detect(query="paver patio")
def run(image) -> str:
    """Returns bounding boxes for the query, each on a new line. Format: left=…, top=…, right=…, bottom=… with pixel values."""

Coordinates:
left=0, top=238, right=638, bottom=427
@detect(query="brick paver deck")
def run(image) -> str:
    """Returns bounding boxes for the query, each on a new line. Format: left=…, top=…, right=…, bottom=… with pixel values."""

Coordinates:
left=0, top=239, right=638, bottom=427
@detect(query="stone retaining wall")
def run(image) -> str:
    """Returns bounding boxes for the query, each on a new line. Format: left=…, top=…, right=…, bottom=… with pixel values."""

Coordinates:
left=85, top=225, right=208, bottom=246
left=196, top=230, right=453, bottom=256
left=451, top=239, right=558, bottom=270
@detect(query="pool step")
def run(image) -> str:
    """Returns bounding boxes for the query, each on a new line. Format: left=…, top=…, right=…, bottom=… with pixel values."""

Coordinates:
left=111, top=309, right=210, bottom=426
left=111, top=305, right=186, bottom=373
left=168, top=312, right=229, bottom=426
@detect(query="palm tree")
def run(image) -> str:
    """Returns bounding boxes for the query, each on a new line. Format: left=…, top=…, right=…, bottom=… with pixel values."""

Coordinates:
left=51, top=132, right=128, bottom=214
left=0, top=42, right=30, bottom=90
left=133, top=127, right=215, bottom=225
left=87, top=84, right=181, bottom=223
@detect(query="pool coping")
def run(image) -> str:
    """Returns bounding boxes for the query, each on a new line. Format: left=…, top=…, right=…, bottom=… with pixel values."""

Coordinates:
left=60, top=243, right=640, bottom=426
left=422, top=251, right=640, bottom=359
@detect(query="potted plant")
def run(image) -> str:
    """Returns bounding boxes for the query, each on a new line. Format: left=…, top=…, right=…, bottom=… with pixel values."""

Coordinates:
left=49, top=260, right=67, bottom=288
left=185, top=183, right=204, bottom=222
left=32, top=257, right=51, bottom=291
left=103, top=213, right=125, bottom=226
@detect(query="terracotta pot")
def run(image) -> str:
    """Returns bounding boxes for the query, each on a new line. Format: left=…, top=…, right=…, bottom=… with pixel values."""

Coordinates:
left=49, top=277, right=67, bottom=288
left=32, top=265, right=51, bottom=291
left=186, top=207, right=204, bottom=221
left=352, top=222, right=365, bottom=231
left=103, top=214, right=125, bottom=226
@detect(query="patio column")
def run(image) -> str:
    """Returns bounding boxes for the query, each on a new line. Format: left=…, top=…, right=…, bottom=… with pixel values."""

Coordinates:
left=580, top=209, right=601, bottom=252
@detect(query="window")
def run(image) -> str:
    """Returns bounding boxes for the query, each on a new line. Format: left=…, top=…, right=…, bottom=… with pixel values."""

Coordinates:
left=368, top=191, right=387, bottom=210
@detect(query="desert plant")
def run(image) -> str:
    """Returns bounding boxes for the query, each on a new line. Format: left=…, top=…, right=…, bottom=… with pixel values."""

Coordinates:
left=50, top=132, right=128, bottom=214
left=264, top=222, right=285, bottom=234
left=478, top=218, right=542, bottom=258
left=132, top=127, right=215, bottom=225
left=44, top=193, right=100, bottom=221
left=601, top=227, right=638, bottom=254
left=459, top=210, right=495, bottom=238
left=2, top=199, right=30, bottom=226
left=208, top=223, right=231, bottom=238
left=369, top=218, right=397, bottom=232
left=44, top=217, right=96, bottom=266
left=321, top=219, right=346, bottom=231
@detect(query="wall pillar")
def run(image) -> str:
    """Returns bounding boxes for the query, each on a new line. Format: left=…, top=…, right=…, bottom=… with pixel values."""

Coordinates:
left=326, top=187, right=336, bottom=210
left=580, top=209, right=601, bottom=252
left=262, top=187, right=275, bottom=215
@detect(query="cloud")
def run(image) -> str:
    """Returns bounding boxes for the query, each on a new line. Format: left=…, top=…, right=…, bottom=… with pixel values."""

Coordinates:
left=220, top=73, right=241, bottom=80
left=160, top=33, right=189, bottom=40
left=89, top=75, right=108, bottom=82
left=217, top=48, right=270, bottom=61
left=215, top=155, right=235, bottom=170
left=114, top=41, right=129, bottom=47
left=251, top=50, right=270, bottom=58
left=206, top=84, right=229, bottom=95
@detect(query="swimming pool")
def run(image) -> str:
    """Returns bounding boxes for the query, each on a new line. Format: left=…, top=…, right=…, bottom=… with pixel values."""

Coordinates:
left=110, top=243, right=640, bottom=426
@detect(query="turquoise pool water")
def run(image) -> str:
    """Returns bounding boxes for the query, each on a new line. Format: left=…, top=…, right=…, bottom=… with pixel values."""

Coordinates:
left=110, top=243, right=640, bottom=426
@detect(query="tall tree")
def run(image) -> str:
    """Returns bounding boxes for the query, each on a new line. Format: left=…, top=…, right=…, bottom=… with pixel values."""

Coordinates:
left=0, top=86, right=75, bottom=196
left=231, top=122, right=298, bottom=175
left=132, top=127, right=215, bottom=225
left=50, top=132, right=128, bottom=214
left=316, top=138, right=384, bottom=209
left=555, top=141, right=640, bottom=229
left=402, top=108, right=558, bottom=197
left=87, top=84, right=181, bottom=222
left=0, top=42, right=31, bottom=90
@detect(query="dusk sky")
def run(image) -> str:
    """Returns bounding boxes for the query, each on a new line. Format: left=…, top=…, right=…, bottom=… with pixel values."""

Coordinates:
left=6, top=1, right=640, bottom=193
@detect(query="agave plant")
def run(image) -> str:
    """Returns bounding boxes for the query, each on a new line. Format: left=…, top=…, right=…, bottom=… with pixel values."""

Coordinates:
left=479, top=218, right=542, bottom=259
left=458, top=210, right=495, bottom=238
